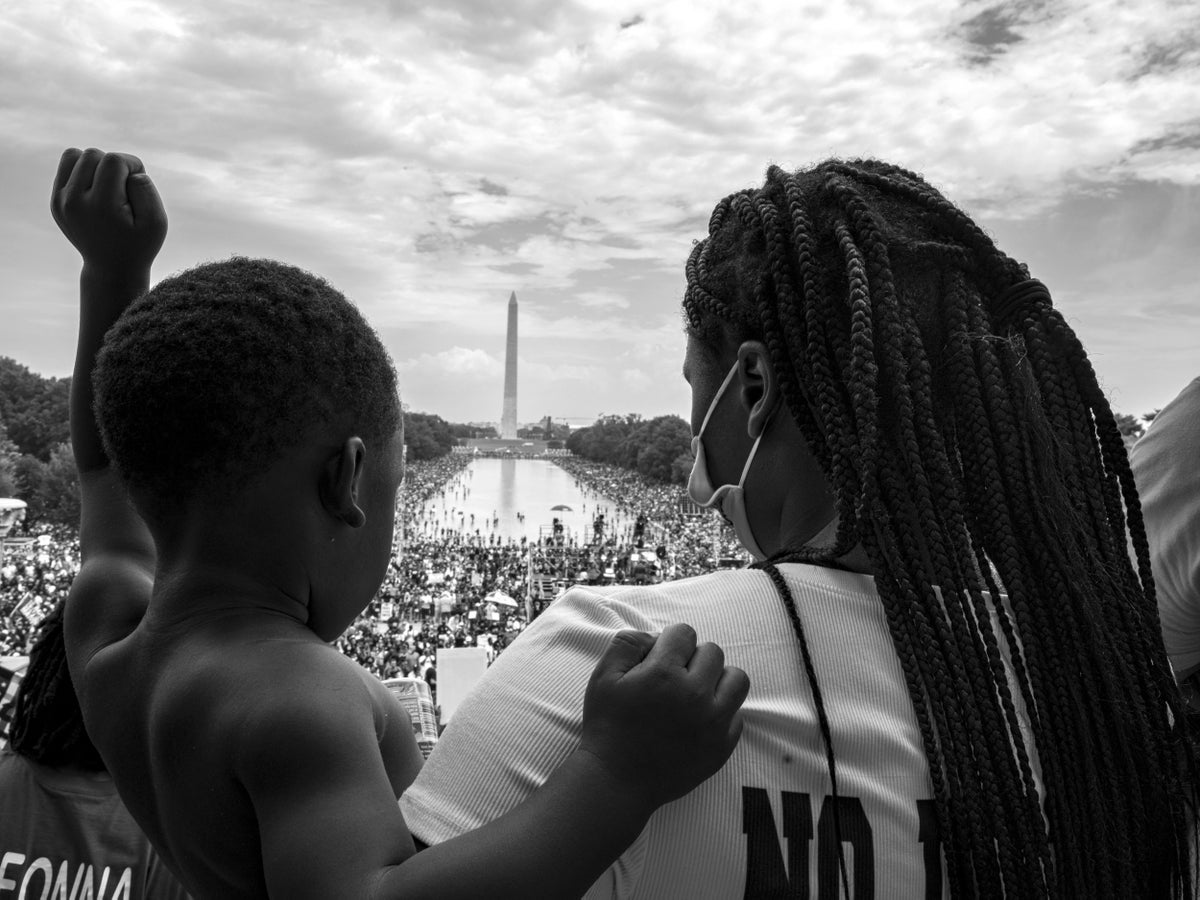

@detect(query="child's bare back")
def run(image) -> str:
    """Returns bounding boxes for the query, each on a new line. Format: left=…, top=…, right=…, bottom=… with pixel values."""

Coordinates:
left=55, top=148, right=750, bottom=899
left=86, top=606, right=418, bottom=898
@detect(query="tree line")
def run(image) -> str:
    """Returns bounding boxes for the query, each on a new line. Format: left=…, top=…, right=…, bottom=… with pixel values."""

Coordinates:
left=0, top=354, right=1163, bottom=525
left=0, top=357, right=76, bottom=526
left=0, top=356, right=478, bottom=526
left=565, top=414, right=693, bottom=484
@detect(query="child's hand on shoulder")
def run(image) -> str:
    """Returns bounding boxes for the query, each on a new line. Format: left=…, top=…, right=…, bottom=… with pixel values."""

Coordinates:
left=51, top=148, right=167, bottom=283
left=579, top=623, right=749, bottom=812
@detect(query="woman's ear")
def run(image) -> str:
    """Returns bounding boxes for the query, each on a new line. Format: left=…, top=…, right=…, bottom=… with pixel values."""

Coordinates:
left=320, top=437, right=367, bottom=528
left=737, top=341, right=780, bottom=439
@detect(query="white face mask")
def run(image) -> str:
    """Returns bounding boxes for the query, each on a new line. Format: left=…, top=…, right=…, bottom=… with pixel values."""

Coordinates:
left=686, top=362, right=771, bottom=562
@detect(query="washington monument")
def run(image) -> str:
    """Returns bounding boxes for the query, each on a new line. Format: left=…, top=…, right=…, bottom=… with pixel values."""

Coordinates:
left=500, top=291, right=518, bottom=439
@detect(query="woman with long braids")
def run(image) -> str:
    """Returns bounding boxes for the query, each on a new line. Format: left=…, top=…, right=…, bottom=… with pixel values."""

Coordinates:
left=403, top=160, right=1197, bottom=898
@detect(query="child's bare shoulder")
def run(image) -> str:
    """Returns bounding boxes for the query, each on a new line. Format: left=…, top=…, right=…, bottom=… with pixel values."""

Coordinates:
left=169, top=617, right=379, bottom=717
left=204, top=622, right=404, bottom=752
left=102, top=612, right=381, bottom=749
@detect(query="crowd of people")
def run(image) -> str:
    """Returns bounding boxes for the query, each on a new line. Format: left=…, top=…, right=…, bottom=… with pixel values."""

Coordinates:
left=552, top=456, right=747, bottom=568
left=0, top=524, right=79, bottom=656
left=334, top=490, right=531, bottom=686
left=331, top=452, right=751, bottom=683
left=1, top=452, right=744, bottom=680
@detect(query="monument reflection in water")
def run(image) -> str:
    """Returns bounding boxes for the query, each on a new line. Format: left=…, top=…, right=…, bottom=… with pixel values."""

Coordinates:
left=416, top=458, right=627, bottom=543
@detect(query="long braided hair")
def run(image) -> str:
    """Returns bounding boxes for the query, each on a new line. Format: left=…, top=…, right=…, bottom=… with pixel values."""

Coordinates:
left=683, top=160, right=1197, bottom=898
left=9, top=600, right=105, bottom=771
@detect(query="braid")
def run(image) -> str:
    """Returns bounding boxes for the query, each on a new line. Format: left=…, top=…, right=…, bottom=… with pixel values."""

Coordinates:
left=775, top=166, right=862, bottom=558
left=754, top=561, right=852, bottom=898
left=8, top=601, right=105, bottom=771
left=682, top=159, right=1198, bottom=897
left=839, top=176, right=1042, bottom=892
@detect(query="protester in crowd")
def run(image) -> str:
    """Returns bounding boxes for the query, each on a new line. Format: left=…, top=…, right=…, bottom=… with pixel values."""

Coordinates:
left=403, top=160, right=1197, bottom=897
left=0, top=601, right=191, bottom=899
left=54, top=147, right=747, bottom=899
left=1129, top=378, right=1200, bottom=702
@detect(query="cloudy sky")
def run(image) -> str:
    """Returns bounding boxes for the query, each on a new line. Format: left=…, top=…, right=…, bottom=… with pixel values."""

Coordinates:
left=2, top=0, right=1197, bottom=427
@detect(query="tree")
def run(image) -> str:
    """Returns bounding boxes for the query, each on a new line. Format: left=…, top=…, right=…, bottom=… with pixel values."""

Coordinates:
left=670, top=450, right=694, bottom=485
left=14, top=442, right=80, bottom=526
left=404, top=412, right=457, bottom=461
left=572, top=414, right=642, bottom=466
left=0, top=356, right=71, bottom=461
left=629, top=416, right=692, bottom=483
left=0, top=417, right=19, bottom=497
left=39, top=443, right=81, bottom=525
left=565, top=427, right=590, bottom=456
left=567, top=413, right=692, bottom=484
left=14, top=455, right=46, bottom=507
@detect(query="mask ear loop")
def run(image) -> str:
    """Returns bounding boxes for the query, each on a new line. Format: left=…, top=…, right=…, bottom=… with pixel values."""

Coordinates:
left=689, top=363, right=740, bottom=508
left=733, top=386, right=780, bottom=489
left=696, top=362, right=741, bottom=439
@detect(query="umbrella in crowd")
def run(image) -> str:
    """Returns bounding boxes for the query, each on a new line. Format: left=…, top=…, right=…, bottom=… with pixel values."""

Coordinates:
left=484, top=590, right=519, bottom=608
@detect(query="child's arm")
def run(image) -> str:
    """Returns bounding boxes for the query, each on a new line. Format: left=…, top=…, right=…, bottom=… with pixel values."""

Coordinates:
left=241, top=624, right=748, bottom=899
left=51, top=148, right=167, bottom=674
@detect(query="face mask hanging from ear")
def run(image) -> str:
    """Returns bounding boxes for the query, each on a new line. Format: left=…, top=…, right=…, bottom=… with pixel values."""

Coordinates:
left=686, top=362, right=771, bottom=562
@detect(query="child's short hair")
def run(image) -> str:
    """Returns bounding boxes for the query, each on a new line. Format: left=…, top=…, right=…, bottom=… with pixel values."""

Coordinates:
left=94, top=257, right=401, bottom=523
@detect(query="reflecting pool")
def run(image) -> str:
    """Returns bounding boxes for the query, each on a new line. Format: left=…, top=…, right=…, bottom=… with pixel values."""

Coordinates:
left=408, top=457, right=630, bottom=543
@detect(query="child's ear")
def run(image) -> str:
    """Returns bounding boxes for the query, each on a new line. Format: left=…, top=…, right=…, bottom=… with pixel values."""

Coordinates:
left=321, top=437, right=367, bottom=528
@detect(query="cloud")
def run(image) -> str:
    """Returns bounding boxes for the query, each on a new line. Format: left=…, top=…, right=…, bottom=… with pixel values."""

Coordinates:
left=1130, top=33, right=1200, bottom=80
left=523, top=358, right=603, bottom=382
left=396, top=347, right=501, bottom=378
left=957, top=1, right=1050, bottom=65
left=574, top=291, right=630, bottom=309
left=2, top=0, right=1199, bottom=421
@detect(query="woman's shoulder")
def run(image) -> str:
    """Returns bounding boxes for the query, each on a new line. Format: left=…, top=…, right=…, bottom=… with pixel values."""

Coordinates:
left=561, top=566, right=768, bottom=606
left=537, top=564, right=878, bottom=638
left=563, top=562, right=876, bottom=601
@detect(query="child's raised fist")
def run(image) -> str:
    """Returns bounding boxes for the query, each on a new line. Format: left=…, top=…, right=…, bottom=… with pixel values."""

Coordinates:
left=51, top=148, right=167, bottom=277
